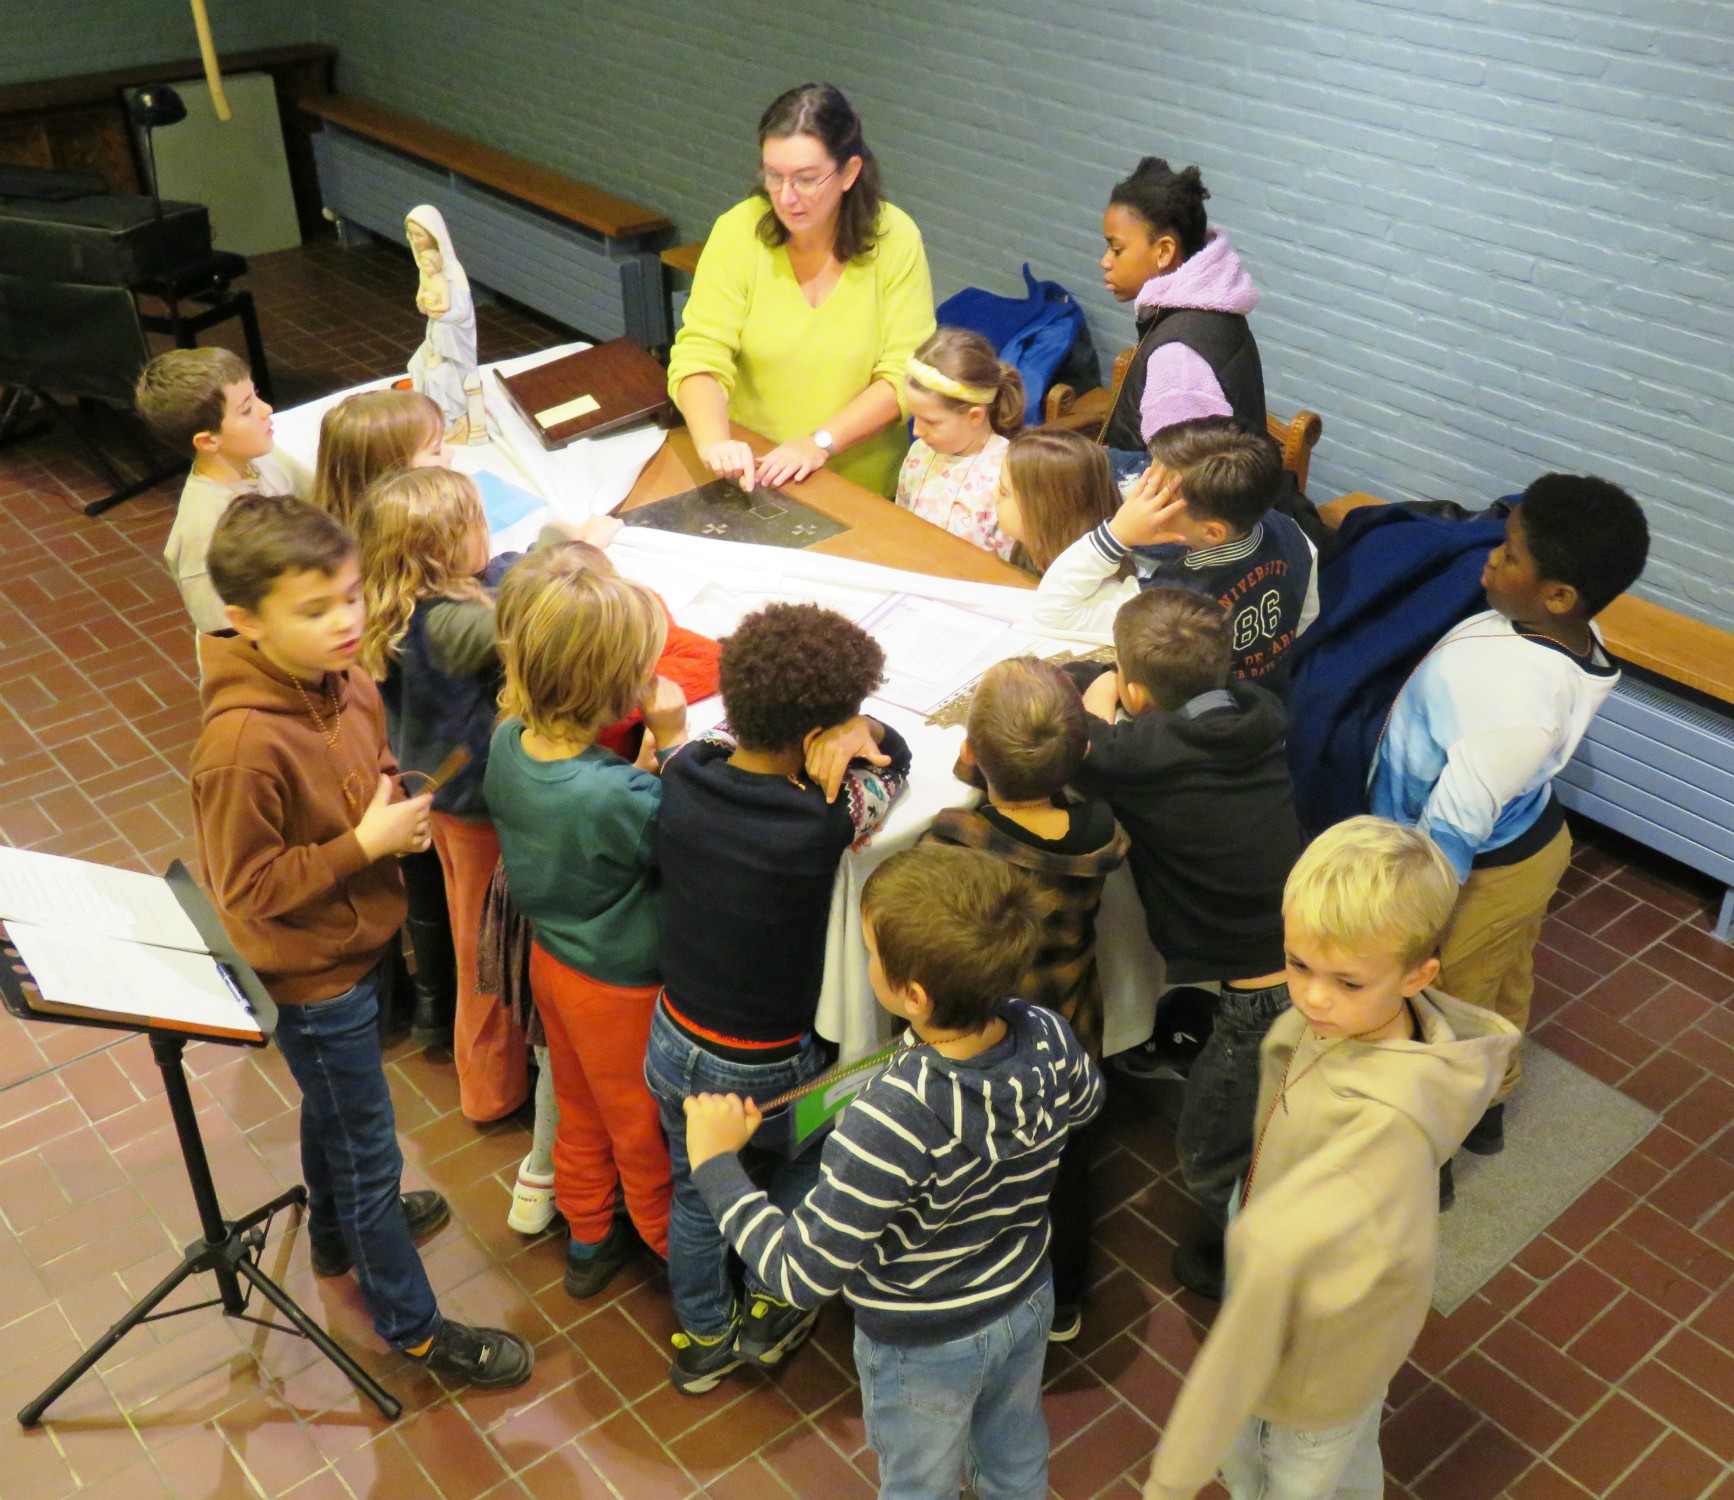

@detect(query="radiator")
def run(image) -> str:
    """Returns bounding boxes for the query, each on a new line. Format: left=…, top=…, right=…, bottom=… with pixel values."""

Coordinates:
left=311, top=128, right=667, bottom=348
left=1554, top=675, right=1734, bottom=942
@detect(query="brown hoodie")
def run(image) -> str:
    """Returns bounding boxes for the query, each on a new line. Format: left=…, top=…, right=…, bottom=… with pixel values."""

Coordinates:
left=1143, top=987, right=1519, bottom=1500
left=190, top=632, right=407, bottom=1005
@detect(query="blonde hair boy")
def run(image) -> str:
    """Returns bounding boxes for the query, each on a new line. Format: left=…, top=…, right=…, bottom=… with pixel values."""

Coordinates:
left=1142, top=815, right=1517, bottom=1500
left=1283, top=816, right=1459, bottom=968
left=137, top=347, right=311, bottom=635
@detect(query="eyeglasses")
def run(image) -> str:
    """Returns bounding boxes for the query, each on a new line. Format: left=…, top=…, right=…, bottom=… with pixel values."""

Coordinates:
left=758, top=167, right=838, bottom=199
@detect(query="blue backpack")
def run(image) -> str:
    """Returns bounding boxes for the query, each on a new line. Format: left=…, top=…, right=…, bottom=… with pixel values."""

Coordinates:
left=937, top=265, right=1101, bottom=427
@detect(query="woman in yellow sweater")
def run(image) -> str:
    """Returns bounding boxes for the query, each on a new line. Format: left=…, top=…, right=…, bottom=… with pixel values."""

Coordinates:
left=667, top=84, right=936, bottom=498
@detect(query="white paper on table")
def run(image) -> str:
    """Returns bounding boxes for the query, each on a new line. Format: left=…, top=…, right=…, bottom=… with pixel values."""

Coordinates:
left=6, top=923, right=260, bottom=1036
left=0, top=848, right=206, bottom=952
left=854, top=594, right=1033, bottom=715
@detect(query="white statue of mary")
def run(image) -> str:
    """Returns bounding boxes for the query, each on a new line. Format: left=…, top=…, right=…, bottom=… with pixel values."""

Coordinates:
left=405, top=204, right=485, bottom=443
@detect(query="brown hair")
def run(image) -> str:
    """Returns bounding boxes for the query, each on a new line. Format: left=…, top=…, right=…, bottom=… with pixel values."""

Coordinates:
left=720, top=602, right=885, bottom=752
left=966, top=657, right=1087, bottom=802
left=1003, top=428, right=1120, bottom=572
left=312, top=390, right=444, bottom=529
left=356, top=468, right=490, bottom=679
left=861, top=845, right=1049, bottom=1032
left=907, top=327, right=1025, bottom=439
left=1147, top=417, right=1282, bottom=534
left=134, top=346, right=250, bottom=452
left=755, top=83, right=883, bottom=263
left=1113, top=587, right=1232, bottom=710
left=496, top=560, right=665, bottom=741
left=207, top=492, right=356, bottom=614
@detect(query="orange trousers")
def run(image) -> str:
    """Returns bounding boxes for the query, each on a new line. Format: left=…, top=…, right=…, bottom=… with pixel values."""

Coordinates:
left=528, top=942, right=671, bottom=1253
left=430, top=813, right=527, bottom=1122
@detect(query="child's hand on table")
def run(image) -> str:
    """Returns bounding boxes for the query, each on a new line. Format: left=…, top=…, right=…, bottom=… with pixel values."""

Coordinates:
left=804, top=714, right=890, bottom=803
left=684, top=1093, right=764, bottom=1167
left=1082, top=670, right=1122, bottom=723
left=545, top=514, right=623, bottom=549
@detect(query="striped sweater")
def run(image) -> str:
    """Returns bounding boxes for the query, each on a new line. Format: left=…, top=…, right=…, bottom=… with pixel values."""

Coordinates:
left=691, top=1000, right=1103, bottom=1344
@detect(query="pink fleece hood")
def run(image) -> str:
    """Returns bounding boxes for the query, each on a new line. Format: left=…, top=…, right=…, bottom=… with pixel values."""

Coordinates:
left=1135, top=230, right=1259, bottom=316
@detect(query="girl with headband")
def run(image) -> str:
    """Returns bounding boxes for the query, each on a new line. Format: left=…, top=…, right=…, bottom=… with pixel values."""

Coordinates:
left=895, top=328, right=1027, bottom=560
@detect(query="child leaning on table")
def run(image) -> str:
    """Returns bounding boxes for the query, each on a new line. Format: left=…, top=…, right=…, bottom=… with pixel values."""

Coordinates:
left=490, top=542, right=721, bottom=1240
left=1072, top=587, right=1304, bottom=1301
left=1141, top=818, right=1517, bottom=1500
left=895, top=327, right=1025, bottom=561
left=136, top=347, right=311, bottom=635
left=189, top=492, right=532, bottom=1389
left=1370, top=475, right=1649, bottom=1169
left=647, top=601, right=911, bottom=1395
left=923, top=655, right=1127, bottom=1343
left=483, top=562, right=684, bottom=1300
left=685, top=844, right=1103, bottom=1500
left=1032, top=417, right=1317, bottom=692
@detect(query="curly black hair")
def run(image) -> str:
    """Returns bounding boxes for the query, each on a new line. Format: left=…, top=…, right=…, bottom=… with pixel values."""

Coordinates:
left=1519, top=474, right=1649, bottom=617
left=720, top=602, right=886, bottom=751
left=1109, top=157, right=1211, bottom=257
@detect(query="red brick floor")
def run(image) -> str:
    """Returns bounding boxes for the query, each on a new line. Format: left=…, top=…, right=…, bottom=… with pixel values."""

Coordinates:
left=2, top=239, right=1733, bottom=1498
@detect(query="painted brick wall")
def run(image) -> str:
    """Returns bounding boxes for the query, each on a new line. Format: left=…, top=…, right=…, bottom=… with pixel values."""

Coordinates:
left=312, top=0, right=1733, bottom=627
left=2, top=1, right=314, bottom=86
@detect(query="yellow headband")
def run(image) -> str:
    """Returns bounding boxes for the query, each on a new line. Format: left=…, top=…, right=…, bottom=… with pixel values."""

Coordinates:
left=906, top=358, right=996, bottom=407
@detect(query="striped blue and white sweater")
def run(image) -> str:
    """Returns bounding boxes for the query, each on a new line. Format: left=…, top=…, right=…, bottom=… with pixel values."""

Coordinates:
left=691, top=1000, right=1103, bottom=1345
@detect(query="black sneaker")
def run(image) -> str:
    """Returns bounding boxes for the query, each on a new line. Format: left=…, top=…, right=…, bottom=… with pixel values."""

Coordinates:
left=409, top=1318, right=534, bottom=1389
left=1462, top=1103, right=1506, bottom=1156
left=563, top=1216, right=635, bottom=1299
left=1048, top=1303, right=1083, bottom=1344
left=311, top=1190, right=451, bottom=1277
left=1439, top=1159, right=1456, bottom=1212
left=737, top=1293, right=819, bottom=1367
left=1172, top=1232, right=1226, bottom=1301
left=669, top=1317, right=744, bottom=1396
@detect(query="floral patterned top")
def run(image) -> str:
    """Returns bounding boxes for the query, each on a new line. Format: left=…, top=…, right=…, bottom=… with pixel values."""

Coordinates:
left=894, top=434, right=1015, bottom=561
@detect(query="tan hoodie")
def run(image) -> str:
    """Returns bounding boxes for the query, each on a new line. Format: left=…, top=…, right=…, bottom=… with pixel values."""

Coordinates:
left=190, top=633, right=407, bottom=1005
left=1143, top=987, right=1518, bottom=1500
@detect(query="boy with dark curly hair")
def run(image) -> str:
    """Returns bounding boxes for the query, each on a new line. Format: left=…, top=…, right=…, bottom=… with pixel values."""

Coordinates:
left=647, top=601, right=913, bottom=1394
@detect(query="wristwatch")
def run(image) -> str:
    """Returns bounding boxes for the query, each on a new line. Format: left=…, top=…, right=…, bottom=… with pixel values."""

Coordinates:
left=812, top=429, right=835, bottom=454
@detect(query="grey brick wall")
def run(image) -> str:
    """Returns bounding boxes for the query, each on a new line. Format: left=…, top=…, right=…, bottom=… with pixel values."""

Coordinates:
left=322, top=1, right=1722, bottom=627
left=1, top=0, right=313, bottom=86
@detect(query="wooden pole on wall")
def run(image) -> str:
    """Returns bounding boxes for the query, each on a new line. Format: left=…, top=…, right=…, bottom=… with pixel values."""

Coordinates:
left=188, top=0, right=232, bottom=120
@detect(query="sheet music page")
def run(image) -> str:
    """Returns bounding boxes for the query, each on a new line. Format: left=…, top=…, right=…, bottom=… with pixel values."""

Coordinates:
left=855, top=595, right=1032, bottom=714
left=5, top=923, right=259, bottom=1036
left=0, top=848, right=207, bottom=952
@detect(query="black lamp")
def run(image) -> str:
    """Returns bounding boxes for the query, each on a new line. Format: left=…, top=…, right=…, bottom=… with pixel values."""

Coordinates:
left=126, top=85, right=188, bottom=229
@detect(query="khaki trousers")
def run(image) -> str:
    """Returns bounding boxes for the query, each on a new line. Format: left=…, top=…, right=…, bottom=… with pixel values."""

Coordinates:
left=1436, top=822, right=1572, bottom=1102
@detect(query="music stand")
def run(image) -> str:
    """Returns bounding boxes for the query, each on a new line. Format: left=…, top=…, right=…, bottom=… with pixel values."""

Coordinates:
left=4, top=860, right=401, bottom=1425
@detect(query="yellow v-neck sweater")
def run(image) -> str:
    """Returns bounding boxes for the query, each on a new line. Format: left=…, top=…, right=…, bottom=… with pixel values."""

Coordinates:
left=667, top=197, right=935, bottom=497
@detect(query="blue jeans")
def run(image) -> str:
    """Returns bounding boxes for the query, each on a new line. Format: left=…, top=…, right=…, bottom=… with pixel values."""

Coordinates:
left=854, top=1279, right=1054, bottom=1500
left=643, top=1004, right=829, bottom=1337
left=1177, top=981, right=1293, bottom=1229
left=272, top=961, right=441, bottom=1350
left=1221, top=1388, right=1386, bottom=1499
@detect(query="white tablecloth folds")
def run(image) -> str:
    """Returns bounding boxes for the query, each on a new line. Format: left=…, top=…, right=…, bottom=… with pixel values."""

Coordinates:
left=276, top=370, right=1165, bottom=1063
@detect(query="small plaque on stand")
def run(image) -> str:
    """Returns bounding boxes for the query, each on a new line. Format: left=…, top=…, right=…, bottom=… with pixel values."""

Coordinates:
left=495, top=338, right=676, bottom=449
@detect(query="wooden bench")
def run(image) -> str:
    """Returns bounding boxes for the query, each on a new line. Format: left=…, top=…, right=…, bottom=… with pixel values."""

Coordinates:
left=1045, top=344, right=1323, bottom=493
left=1320, top=490, right=1734, bottom=938
left=300, top=93, right=673, bottom=345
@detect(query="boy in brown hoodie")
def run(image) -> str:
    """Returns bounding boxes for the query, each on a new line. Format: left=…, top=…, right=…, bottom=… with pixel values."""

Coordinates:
left=1142, top=816, right=1517, bottom=1500
left=190, top=493, right=532, bottom=1390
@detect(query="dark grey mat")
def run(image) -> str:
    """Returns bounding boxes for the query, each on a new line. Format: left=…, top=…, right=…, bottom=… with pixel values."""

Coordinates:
left=623, top=479, right=847, bottom=548
left=1435, top=1042, right=1657, bottom=1315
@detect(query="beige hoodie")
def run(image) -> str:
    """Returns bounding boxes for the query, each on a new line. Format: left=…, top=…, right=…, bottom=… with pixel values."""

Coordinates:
left=1143, top=987, right=1518, bottom=1500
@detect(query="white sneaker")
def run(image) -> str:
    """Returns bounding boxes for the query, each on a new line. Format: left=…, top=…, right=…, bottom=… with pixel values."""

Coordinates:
left=506, top=1156, right=558, bottom=1234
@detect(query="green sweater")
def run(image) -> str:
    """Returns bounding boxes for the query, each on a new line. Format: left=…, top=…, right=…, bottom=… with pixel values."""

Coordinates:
left=482, top=722, right=662, bottom=986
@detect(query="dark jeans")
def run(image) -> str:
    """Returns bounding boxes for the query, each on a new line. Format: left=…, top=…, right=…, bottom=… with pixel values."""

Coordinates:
left=643, top=1005, right=830, bottom=1337
left=1048, top=1117, right=1097, bottom=1306
left=272, top=960, right=441, bottom=1350
left=1176, top=982, right=1292, bottom=1230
